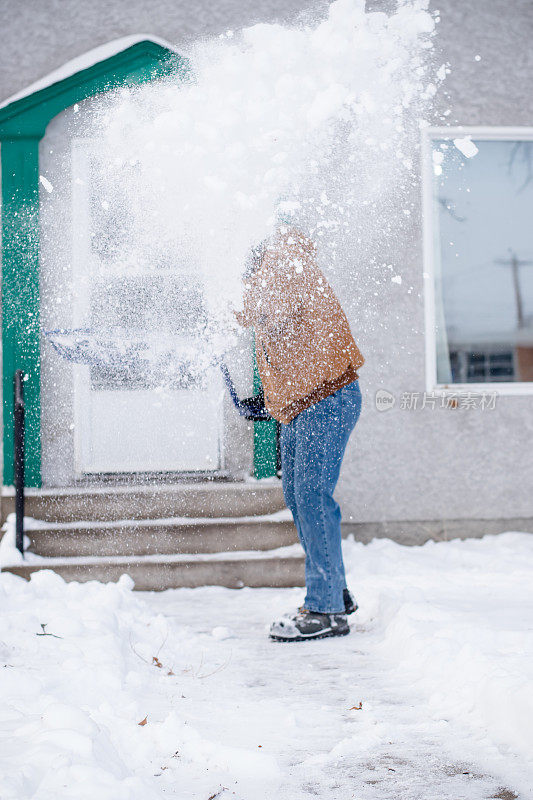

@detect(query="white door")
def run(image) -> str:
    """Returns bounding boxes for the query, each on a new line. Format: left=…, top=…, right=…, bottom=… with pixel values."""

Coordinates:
left=71, top=141, right=223, bottom=474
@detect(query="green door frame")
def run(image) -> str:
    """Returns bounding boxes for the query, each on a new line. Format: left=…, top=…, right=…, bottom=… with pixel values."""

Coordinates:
left=0, top=41, right=188, bottom=486
left=252, top=354, right=279, bottom=479
left=0, top=39, right=277, bottom=486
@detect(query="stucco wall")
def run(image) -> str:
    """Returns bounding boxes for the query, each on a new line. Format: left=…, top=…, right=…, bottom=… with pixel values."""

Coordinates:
left=337, top=0, right=533, bottom=523
left=1, top=0, right=532, bottom=521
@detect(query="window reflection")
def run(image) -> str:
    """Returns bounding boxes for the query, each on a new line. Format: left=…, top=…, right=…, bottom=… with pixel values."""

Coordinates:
left=433, top=138, right=533, bottom=383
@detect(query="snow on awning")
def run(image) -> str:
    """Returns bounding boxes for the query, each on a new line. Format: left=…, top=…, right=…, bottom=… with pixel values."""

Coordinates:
left=0, top=35, right=178, bottom=109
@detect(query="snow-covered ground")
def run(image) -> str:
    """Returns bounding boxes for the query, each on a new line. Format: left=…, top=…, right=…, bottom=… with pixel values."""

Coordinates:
left=1, top=532, right=532, bottom=799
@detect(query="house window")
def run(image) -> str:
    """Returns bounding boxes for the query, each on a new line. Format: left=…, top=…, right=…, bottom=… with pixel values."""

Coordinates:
left=426, top=130, right=533, bottom=387
left=449, top=347, right=516, bottom=383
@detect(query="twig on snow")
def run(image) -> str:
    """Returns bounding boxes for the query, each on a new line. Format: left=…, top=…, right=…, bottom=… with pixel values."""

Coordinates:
left=207, top=788, right=228, bottom=800
left=36, top=623, right=62, bottom=639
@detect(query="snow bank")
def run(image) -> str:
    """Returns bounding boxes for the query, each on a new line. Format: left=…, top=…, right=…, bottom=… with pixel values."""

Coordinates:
left=0, top=514, right=46, bottom=568
left=0, top=570, right=280, bottom=799
left=1, top=533, right=532, bottom=796
left=343, top=532, right=533, bottom=769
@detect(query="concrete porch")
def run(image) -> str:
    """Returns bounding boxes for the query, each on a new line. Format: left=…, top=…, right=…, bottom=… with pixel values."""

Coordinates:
left=1, top=481, right=305, bottom=590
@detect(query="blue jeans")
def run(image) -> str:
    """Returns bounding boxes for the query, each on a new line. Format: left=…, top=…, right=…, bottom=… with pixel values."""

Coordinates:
left=280, top=380, right=362, bottom=614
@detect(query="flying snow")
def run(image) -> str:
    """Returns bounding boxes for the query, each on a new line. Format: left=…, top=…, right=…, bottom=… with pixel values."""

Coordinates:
left=62, top=0, right=442, bottom=355
left=453, top=136, right=479, bottom=158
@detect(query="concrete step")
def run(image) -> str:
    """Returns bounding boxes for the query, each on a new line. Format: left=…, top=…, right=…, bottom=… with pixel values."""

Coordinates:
left=2, top=550, right=305, bottom=590
left=25, top=513, right=298, bottom=558
left=1, top=481, right=285, bottom=524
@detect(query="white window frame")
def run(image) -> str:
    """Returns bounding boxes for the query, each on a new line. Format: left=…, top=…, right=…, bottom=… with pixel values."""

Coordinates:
left=422, top=125, right=533, bottom=395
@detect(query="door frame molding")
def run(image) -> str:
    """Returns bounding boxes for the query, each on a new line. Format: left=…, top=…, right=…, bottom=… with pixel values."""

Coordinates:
left=0, top=39, right=189, bottom=486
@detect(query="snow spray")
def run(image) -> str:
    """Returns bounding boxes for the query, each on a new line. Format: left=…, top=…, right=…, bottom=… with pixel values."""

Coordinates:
left=58, top=0, right=441, bottom=358
left=35, top=0, right=448, bottom=469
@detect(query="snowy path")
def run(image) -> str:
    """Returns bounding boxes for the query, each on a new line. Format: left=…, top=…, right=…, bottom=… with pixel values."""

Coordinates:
left=146, top=585, right=525, bottom=800
left=1, top=533, right=532, bottom=799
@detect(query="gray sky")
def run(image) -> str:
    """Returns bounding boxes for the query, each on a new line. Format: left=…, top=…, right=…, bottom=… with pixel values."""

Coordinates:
left=436, top=138, right=533, bottom=344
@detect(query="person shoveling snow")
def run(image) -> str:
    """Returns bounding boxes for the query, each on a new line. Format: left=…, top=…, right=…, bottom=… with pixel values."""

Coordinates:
left=44, top=218, right=365, bottom=643
left=235, top=220, right=365, bottom=641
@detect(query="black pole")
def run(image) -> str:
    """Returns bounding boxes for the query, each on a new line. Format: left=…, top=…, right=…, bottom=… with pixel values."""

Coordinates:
left=14, top=370, right=25, bottom=556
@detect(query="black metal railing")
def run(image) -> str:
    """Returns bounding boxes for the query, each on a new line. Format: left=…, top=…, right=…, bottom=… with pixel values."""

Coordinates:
left=14, top=369, right=25, bottom=556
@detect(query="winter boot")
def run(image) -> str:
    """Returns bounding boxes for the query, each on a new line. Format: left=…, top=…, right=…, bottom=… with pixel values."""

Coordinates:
left=269, top=608, right=350, bottom=642
left=343, top=588, right=358, bottom=615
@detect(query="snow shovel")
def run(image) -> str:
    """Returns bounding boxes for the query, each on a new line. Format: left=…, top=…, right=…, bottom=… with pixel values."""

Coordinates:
left=43, top=328, right=273, bottom=423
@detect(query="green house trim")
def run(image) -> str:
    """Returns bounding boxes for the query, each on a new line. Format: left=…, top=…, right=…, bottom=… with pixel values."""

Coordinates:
left=252, top=352, right=278, bottom=479
left=0, top=38, right=276, bottom=485
left=0, top=40, right=188, bottom=487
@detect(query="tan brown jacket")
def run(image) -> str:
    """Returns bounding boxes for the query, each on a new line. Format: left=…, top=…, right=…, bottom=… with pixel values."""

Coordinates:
left=236, top=226, right=364, bottom=423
